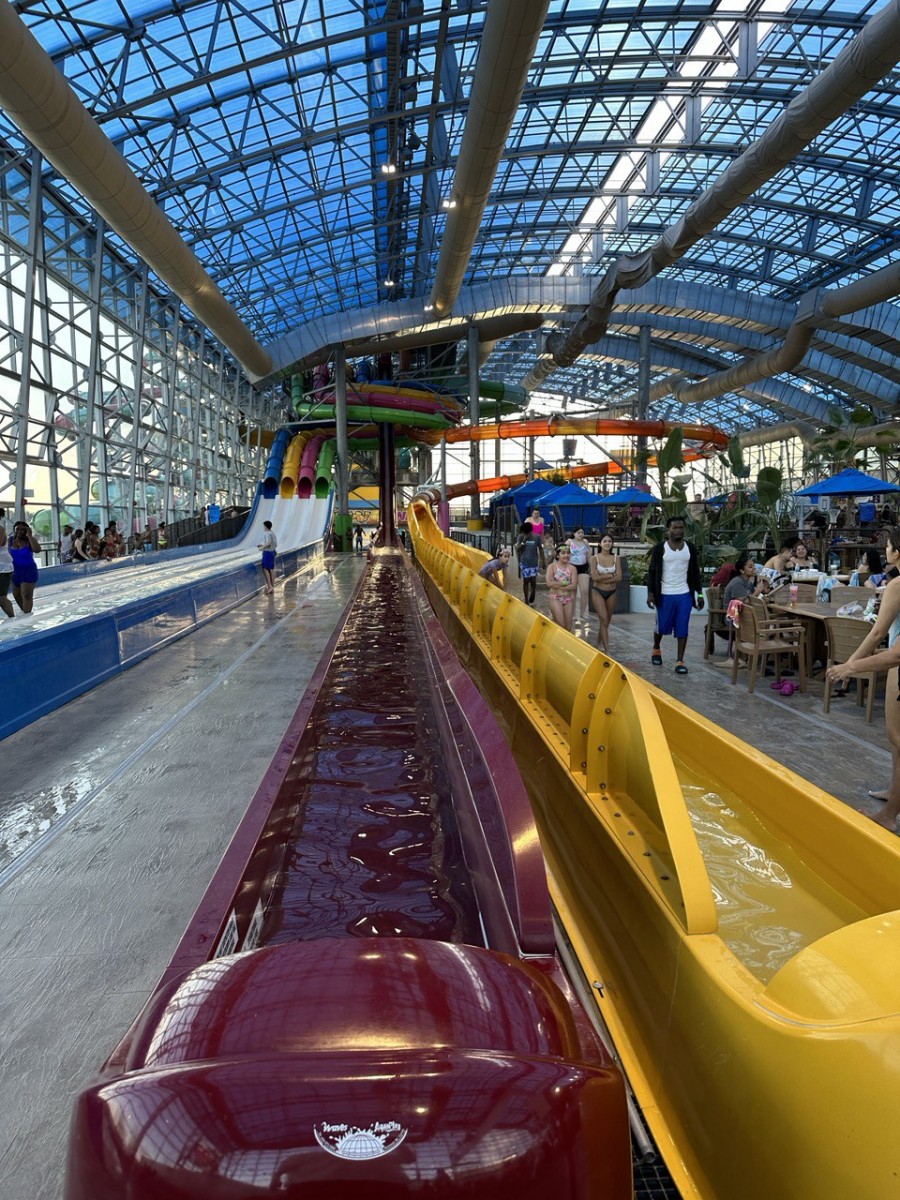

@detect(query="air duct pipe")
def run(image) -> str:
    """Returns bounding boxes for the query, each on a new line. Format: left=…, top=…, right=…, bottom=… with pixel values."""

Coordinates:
left=738, top=422, right=817, bottom=449
left=739, top=420, right=900, bottom=450
left=0, top=1, right=272, bottom=381
left=523, top=0, right=900, bottom=391
left=670, top=256, right=900, bottom=406
left=429, top=0, right=550, bottom=318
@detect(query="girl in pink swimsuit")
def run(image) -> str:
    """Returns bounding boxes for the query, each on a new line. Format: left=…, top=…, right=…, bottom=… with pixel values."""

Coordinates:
left=547, top=545, right=577, bottom=630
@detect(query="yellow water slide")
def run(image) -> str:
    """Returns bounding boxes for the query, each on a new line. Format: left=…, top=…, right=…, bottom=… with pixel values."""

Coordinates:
left=407, top=499, right=900, bottom=1200
left=280, top=432, right=310, bottom=498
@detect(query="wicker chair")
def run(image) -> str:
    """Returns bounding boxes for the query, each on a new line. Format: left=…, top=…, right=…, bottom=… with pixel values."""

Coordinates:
left=703, top=585, right=729, bottom=659
left=823, top=616, right=882, bottom=724
left=731, top=600, right=807, bottom=693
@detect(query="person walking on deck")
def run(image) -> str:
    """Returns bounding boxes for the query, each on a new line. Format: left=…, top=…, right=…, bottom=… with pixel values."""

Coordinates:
left=647, top=516, right=704, bottom=674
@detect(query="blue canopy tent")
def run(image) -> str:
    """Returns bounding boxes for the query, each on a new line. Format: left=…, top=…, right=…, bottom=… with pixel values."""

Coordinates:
left=596, top=486, right=659, bottom=506
left=533, top=481, right=608, bottom=532
left=794, top=468, right=900, bottom=497
left=493, top=478, right=565, bottom=521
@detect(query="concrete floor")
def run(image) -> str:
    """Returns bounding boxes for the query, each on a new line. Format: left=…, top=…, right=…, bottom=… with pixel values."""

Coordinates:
left=0, top=553, right=366, bottom=1200
left=0, top=551, right=892, bottom=1199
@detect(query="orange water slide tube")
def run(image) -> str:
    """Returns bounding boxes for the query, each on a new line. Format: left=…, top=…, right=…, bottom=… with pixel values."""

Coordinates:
left=418, top=417, right=728, bottom=447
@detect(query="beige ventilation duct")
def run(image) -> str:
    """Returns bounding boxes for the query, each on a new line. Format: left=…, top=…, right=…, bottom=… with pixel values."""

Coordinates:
left=429, top=0, right=550, bottom=319
left=0, top=1, right=272, bottom=381
left=739, top=420, right=900, bottom=450
left=671, top=258, right=900, bottom=406
left=523, top=0, right=900, bottom=391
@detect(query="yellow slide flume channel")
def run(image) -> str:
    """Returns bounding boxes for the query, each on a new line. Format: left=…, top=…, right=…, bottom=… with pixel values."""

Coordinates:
left=408, top=499, right=900, bottom=1200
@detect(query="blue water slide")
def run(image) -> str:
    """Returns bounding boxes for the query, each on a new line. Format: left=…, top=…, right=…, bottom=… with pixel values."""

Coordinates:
left=262, top=429, right=293, bottom=498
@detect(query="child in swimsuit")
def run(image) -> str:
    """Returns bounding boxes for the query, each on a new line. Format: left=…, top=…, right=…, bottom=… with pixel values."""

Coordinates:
left=547, top=546, right=577, bottom=631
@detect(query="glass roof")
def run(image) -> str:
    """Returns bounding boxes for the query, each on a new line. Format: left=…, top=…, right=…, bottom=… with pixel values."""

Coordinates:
left=5, top=0, right=900, bottom=432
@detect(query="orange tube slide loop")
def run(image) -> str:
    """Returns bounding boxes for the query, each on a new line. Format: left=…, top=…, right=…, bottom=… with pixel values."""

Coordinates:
left=417, top=449, right=711, bottom=503
left=418, top=417, right=729, bottom=447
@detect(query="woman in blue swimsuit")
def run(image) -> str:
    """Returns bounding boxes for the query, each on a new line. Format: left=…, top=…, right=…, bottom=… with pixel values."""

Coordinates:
left=9, top=520, right=40, bottom=613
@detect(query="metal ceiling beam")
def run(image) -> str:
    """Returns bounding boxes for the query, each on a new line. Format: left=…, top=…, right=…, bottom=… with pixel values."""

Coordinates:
left=0, top=0, right=272, bottom=380
left=670, top=258, right=900, bottom=407
left=429, top=0, right=550, bottom=318
left=522, top=0, right=900, bottom=392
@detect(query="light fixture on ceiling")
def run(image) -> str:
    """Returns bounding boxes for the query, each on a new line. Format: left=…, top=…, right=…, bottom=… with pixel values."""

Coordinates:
left=423, top=303, right=434, bottom=312
left=381, top=162, right=397, bottom=175
left=384, top=278, right=396, bottom=288
left=441, top=197, right=457, bottom=209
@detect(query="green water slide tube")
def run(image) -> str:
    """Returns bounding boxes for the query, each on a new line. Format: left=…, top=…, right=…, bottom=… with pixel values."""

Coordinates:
left=444, top=376, right=528, bottom=418
left=292, top=402, right=453, bottom=430
left=314, top=439, right=336, bottom=499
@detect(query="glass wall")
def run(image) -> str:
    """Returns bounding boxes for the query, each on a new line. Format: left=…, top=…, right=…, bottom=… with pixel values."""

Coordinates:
left=0, top=146, right=273, bottom=554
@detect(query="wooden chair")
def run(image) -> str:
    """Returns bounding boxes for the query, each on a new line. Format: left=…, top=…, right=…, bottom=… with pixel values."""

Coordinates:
left=823, top=616, right=882, bottom=724
left=829, top=585, right=872, bottom=610
left=731, top=600, right=807, bottom=694
left=703, top=585, right=729, bottom=658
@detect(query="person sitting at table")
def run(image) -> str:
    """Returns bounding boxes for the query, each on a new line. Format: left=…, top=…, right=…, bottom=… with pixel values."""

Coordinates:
left=861, top=547, right=887, bottom=589
left=715, top=556, right=770, bottom=670
left=723, top=554, right=771, bottom=606
left=790, top=540, right=817, bottom=570
left=828, top=530, right=900, bottom=830
left=759, top=539, right=796, bottom=589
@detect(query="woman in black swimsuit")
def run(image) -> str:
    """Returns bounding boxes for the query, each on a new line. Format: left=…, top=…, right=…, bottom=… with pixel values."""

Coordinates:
left=589, top=533, right=622, bottom=653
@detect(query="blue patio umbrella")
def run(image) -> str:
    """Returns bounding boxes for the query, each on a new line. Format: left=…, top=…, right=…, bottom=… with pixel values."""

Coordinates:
left=794, top=467, right=900, bottom=497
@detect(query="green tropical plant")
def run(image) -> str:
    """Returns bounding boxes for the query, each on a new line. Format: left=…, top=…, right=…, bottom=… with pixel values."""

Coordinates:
left=627, top=553, right=649, bottom=586
left=804, top=405, right=900, bottom=473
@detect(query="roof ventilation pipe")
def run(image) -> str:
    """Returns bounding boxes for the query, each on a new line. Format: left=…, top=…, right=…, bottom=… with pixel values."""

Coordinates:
left=429, top=0, right=551, bottom=319
left=522, top=0, right=900, bottom=391
left=669, top=257, right=900, bottom=407
left=739, top=420, right=900, bottom=450
left=0, top=1, right=272, bottom=381
left=738, top=422, right=818, bottom=449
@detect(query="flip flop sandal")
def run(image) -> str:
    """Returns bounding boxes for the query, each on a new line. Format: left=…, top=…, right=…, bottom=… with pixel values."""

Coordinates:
left=651, top=651, right=663, bottom=666
left=780, top=681, right=798, bottom=696
left=675, top=662, right=688, bottom=675
left=770, top=680, right=784, bottom=690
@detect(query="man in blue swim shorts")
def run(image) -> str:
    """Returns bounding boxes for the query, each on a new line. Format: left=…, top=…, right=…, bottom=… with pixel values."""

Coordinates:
left=258, top=520, right=277, bottom=595
left=646, top=516, right=704, bottom=675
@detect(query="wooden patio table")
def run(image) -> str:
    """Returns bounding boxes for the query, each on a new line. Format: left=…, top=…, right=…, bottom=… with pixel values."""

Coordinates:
left=770, top=601, right=867, bottom=677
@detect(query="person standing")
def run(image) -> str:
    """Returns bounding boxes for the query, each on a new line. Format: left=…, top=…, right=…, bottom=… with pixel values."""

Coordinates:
left=9, top=520, right=40, bottom=614
left=647, top=515, right=704, bottom=674
left=566, top=527, right=591, bottom=623
left=58, top=524, right=74, bottom=564
left=515, top=521, right=544, bottom=605
left=353, top=522, right=364, bottom=553
left=589, top=533, right=622, bottom=653
left=546, top=544, right=578, bottom=630
left=0, top=524, right=14, bottom=618
left=258, top=520, right=277, bottom=594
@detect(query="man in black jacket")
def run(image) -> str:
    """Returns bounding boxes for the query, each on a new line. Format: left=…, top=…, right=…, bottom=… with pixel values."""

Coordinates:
left=646, top=516, right=704, bottom=674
